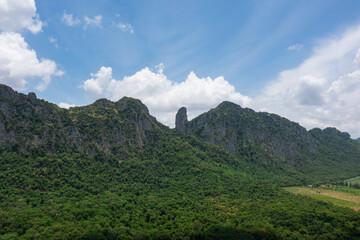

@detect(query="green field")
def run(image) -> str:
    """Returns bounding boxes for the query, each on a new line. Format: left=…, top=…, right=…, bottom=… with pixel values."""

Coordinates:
left=345, top=176, right=360, bottom=183
left=343, top=176, right=360, bottom=189
left=285, top=187, right=360, bottom=211
left=328, top=186, right=360, bottom=196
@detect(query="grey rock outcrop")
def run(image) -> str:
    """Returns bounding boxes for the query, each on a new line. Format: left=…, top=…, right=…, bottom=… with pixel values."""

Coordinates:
left=186, top=101, right=317, bottom=165
left=0, top=84, right=165, bottom=157
left=175, top=107, right=188, bottom=133
left=0, top=84, right=18, bottom=99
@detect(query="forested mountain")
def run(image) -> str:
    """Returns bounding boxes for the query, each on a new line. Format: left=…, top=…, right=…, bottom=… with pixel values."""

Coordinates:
left=177, top=102, right=360, bottom=184
left=1, top=84, right=360, bottom=239
left=0, top=84, right=164, bottom=158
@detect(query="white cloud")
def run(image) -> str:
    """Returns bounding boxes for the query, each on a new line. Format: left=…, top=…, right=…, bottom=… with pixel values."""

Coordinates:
left=59, top=102, right=76, bottom=109
left=61, top=10, right=80, bottom=26
left=0, top=0, right=43, bottom=33
left=0, top=0, right=62, bottom=91
left=294, top=76, right=327, bottom=106
left=354, top=48, right=360, bottom=66
left=255, top=24, right=360, bottom=137
left=116, top=22, right=134, bottom=34
left=84, top=15, right=102, bottom=29
left=287, top=43, right=303, bottom=52
left=82, top=65, right=251, bottom=126
left=0, top=32, right=63, bottom=91
left=49, top=37, right=59, bottom=48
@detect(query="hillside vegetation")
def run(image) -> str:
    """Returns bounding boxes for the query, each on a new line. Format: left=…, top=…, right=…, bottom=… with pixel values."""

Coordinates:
left=183, top=102, right=360, bottom=184
left=1, top=84, right=360, bottom=239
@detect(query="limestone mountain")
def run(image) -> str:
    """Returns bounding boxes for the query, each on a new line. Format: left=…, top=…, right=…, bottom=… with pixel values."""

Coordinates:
left=176, top=101, right=360, bottom=182
left=175, top=107, right=188, bottom=133
left=1, top=82, right=360, bottom=183
left=0, top=84, right=164, bottom=158
left=180, top=101, right=316, bottom=160
left=2, top=83, right=360, bottom=239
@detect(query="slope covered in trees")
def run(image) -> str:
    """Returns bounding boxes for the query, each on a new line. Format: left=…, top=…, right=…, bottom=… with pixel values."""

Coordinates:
left=182, top=102, right=360, bottom=184
left=1, top=84, right=360, bottom=239
left=0, top=84, right=164, bottom=158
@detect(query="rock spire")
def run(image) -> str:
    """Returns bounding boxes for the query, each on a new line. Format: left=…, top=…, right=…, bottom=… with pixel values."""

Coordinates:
left=175, top=107, right=188, bottom=133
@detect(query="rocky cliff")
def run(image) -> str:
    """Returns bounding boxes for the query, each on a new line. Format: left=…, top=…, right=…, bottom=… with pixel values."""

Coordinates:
left=176, top=101, right=360, bottom=178
left=0, top=84, right=165, bottom=157
left=175, top=107, right=188, bottom=133
left=183, top=101, right=316, bottom=166
left=2, top=84, right=360, bottom=180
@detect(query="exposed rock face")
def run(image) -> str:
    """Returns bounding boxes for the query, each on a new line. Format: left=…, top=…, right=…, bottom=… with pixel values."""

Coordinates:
left=28, top=92, right=37, bottom=99
left=0, top=84, right=18, bottom=99
left=0, top=84, right=165, bottom=157
left=187, top=101, right=317, bottom=165
left=175, top=107, right=188, bottom=133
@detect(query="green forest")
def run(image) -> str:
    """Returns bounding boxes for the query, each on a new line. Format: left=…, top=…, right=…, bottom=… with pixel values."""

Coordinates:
left=1, top=84, right=360, bottom=239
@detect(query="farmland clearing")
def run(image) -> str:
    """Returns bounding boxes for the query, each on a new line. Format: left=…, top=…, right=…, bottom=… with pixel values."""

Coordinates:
left=285, top=187, right=360, bottom=211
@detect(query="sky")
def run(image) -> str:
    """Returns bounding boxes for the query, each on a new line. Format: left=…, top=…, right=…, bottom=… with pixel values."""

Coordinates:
left=1, top=0, right=360, bottom=138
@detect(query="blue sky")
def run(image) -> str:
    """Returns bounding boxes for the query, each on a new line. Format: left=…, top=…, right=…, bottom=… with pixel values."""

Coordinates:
left=1, top=0, right=360, bottom=137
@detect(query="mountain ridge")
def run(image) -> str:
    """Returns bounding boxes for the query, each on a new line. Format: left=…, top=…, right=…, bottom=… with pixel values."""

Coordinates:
left=175, top=102, right=360, bottom=183
left=2, top=83, right=359, bottom=183
left=1, top=83, right=360, bottom=239
left=0, top=84, right=165, bottom=158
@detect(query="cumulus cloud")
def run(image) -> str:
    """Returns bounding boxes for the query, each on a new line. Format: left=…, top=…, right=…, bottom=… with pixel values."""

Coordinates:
left=255, top=24, right=360, bottom=137
left=0, top=0, right=62, bottom=91
left=82, top=64, right=251, bottom=126
left=116, top=22, right=134, bottom=34
left=354, top=48, right=360, bottom=66
left=287, top=43, right=303, bottom=52
left=61, top=10, right=80, bottom=26
left=59, top=102, right=76, bottom=109
left=0, top=0, right=43, bottom=33
left=294, top=76, right=327, bottom=106
left=84, top=15, right=102, bottom=29
left=0, top=32, right=63, bottom=91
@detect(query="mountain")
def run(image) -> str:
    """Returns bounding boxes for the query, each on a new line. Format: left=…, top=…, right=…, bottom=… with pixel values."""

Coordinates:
left=1, top=84, right=360, bottom=239
left=357, top=137, right=360, bottom=142
left=176, top=101, right=360, bottom=183
left=0, top=84, right=164, bottom=158
left=181, top=101, right=316, bottom=161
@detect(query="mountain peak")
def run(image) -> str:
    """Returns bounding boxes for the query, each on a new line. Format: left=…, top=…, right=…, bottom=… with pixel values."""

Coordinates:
left=216, top=101, right=242, bottom=110
left=0, top=84, right=18, bottom=99
left=93, top=98, right=112, bottom=106
left=89, top=97, right=150, bottom=115
left=28, top=92, right=37, bottom=99
left=118, top=96, right=138, bottom=102
left=175, top=107, right=188, bottom=133
left=187, top=100, right=316, bottom=161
